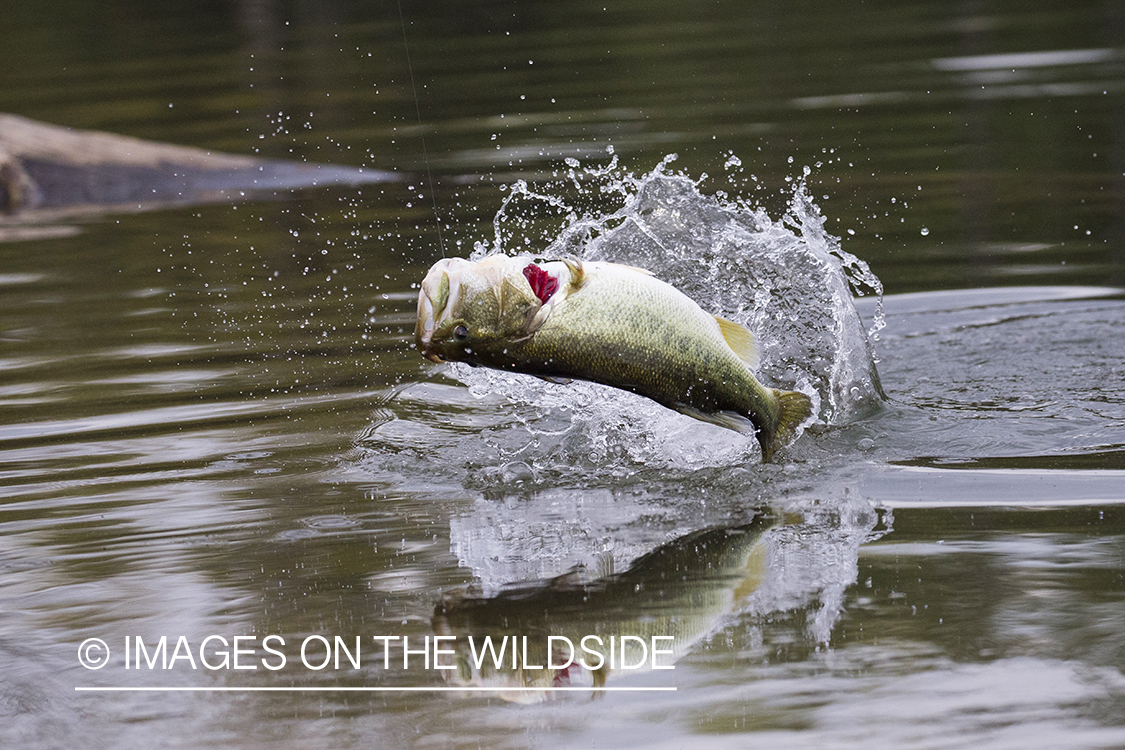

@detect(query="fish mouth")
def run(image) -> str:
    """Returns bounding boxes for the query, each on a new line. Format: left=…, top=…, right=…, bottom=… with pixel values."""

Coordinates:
left=415, top=304, right=447, bottom=364
left=415, top=289, right=441, bottom=360
left=416, top=257, right=474, bottom=360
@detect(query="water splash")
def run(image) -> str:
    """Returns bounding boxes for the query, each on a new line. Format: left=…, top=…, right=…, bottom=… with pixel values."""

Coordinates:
left=456, top=154, right=883, bottom=446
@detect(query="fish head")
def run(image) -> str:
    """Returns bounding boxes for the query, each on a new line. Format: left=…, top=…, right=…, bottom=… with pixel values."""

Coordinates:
left=415, top=256, right=555, bottom=366
left=432, top=599, right=589, bottom=703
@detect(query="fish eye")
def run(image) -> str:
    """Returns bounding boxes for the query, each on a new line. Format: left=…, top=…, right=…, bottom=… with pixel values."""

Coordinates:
left=454, top=324, right=469, bottom=341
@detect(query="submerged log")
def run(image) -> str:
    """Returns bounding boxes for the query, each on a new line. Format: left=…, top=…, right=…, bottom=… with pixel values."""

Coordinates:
left=0, top=112, right=399, bottom=218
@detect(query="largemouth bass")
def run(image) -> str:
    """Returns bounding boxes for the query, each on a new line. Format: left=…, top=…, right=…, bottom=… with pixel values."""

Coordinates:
left=415, top=255, right=812, bottom=461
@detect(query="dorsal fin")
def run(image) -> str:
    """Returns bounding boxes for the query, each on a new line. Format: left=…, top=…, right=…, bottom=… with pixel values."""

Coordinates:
left=714, top=315, right=759, bottom=370
left=561, top=257, right=587, bottom=290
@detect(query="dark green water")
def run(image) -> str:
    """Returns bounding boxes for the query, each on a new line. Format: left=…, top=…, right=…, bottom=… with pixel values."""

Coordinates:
left=1, top=1, right=1123, bottom=748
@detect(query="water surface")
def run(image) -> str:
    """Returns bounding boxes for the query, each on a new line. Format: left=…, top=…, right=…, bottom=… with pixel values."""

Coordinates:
left=1, top=1, right=1124, bottom=748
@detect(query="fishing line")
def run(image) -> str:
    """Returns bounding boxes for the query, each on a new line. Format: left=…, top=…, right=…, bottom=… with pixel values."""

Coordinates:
left=397, top=0, right=446, bottom=258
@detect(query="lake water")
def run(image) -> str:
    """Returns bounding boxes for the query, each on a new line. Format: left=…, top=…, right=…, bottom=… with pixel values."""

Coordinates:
left=1, top=1, right=1124, bottom=748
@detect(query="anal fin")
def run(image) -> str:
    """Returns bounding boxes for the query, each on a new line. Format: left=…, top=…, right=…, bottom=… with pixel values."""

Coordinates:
left=673, top=404, right=757, bottom=435
left=535, top=374, right=573, bottom=385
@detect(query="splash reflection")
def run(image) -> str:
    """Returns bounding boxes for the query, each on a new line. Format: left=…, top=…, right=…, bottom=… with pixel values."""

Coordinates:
left=433, top=500, right=882, bottom=702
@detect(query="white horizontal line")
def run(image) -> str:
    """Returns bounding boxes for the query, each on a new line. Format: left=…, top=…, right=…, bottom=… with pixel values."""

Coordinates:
left=932, top=48, right=1117, bottom=72
left=75, top=686, right=676, bottom=693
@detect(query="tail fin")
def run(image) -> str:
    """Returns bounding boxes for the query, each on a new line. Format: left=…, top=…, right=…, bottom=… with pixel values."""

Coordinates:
left=762, top=389, right=814, bottom=462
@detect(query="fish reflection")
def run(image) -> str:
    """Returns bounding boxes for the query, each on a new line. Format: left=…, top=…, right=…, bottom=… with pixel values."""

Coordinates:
left=432, top=516, right=774, bottom=701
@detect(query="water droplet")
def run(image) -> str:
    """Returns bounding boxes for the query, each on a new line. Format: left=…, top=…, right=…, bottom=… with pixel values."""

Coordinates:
left=920, top=227, right=929, bottom=236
